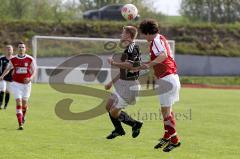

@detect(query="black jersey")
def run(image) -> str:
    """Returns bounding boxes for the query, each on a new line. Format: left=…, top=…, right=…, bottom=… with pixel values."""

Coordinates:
left=120, top=42, right=141, bottom=80
left=0, top=56, right=12, bottom=82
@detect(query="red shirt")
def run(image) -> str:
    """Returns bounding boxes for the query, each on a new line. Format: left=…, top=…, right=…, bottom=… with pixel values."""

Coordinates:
left=8, top=54, right=36, bottom=84
left=150, top=34, right=177, bottom=78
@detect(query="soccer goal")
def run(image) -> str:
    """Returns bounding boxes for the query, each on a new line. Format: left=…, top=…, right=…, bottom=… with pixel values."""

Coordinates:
left=32, top=36, right=175, bottom=84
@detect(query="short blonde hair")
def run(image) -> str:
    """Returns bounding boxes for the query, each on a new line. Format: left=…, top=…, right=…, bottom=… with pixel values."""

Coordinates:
left=123, top=26, right=138, bottom=39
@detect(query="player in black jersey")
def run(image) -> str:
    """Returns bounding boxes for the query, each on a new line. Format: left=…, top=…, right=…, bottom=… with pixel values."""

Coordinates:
left=0, top=44, right=13, bottom=109
left=105, top=26, right=143, bottom=139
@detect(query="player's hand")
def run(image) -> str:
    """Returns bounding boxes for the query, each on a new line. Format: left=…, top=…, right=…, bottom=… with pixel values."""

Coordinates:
left=24, top=78, right=31, bottom=84
left=0, top=76, right=3, bottom=81
left=131, top=66, right=141, bottom=72
left=107, top=57, right=114, bottom=65
left=105, top=82, right=112, bottom=90
left=139, top=64, right=150, bottom=70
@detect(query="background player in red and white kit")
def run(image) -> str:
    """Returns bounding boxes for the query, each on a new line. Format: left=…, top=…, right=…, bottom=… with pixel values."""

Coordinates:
left=0, top=42, right=37, bottom=130
left=139, top=19, right=181, bottom=152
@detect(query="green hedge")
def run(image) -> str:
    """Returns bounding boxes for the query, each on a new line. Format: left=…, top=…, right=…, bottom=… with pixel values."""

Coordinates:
left=0, top=20, right=240, bottom=57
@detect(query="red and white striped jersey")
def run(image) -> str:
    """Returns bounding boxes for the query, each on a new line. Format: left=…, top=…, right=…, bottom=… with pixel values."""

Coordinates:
left=8, top=54, right=36, bottom=84
left=150, top=34, right=177, bottom=78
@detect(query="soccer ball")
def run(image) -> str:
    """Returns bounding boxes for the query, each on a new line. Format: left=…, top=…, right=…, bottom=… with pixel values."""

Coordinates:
left=121, top=4, right=138, bottom=20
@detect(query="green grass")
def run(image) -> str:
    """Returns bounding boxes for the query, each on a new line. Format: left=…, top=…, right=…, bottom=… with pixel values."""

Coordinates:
left=180, top=76, right=240, bottom=86
left=0, top=84, right=240, bottom=159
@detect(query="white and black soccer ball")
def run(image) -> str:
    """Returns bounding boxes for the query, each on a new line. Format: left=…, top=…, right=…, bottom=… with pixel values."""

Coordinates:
left=121, top=4, right=138, bottom=21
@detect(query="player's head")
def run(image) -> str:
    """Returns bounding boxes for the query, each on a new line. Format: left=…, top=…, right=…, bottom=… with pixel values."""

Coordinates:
left=121, top=26, right=138, bottom=42
left=4, top=42, right=13, bottom=56
left=139, top=19, right=159, bottom=42
left=17, top=41, right=26, bottom=54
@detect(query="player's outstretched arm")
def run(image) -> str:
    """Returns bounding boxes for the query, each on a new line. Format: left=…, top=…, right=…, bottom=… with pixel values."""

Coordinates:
left=138, top=51, right=168, bottom=70
left=107, top=57, right=133, bottom=70
left=149, top=52, right=167, bottom=67
left=0, top=63, right=12, bottom=80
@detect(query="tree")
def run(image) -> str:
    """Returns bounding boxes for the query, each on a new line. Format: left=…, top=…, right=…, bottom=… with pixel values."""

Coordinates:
left=0, top=0, right=10, bottom=20
left=8, top=0, right=32, bottom=19
left=31, top=0, right=55, bottom=21
left=181, top=0, right=240, bottom=23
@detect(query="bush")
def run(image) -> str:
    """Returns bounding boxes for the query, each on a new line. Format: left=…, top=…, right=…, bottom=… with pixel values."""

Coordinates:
left=0, top=20, right=240, bottom=57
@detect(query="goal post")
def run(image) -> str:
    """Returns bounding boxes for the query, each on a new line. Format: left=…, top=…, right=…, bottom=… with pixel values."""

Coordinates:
left=32, top=36, right=175, bottom=61
left=32, top=36, right=175, bottom=84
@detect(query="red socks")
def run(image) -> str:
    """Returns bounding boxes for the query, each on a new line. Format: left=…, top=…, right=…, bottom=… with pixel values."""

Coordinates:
left=16, top=105, right=23, bottom=126
left=163, top=112, right=179, bottom=144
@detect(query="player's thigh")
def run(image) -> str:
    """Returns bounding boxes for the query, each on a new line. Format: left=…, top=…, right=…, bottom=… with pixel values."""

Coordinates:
left=0, top=80, right=7, bottom=92
left=23, top=83, right=32, bottom=100
left=157, top=74, right=180, bottom=107
left=106, top=96, right=115, bottom=112
left=10, top=82, right=23, bottom=100
left=114, top=80, right=140, bottom=108
left=111, top=91, right=129, bottom=109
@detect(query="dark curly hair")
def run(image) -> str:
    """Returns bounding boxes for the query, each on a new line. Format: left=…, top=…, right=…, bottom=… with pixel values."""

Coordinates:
left=139, top=19, right=159, bottom=35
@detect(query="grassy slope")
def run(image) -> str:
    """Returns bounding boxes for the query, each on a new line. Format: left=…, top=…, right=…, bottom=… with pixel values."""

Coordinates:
left=0, top=84, right=239, bottom=159
left=1, top=19, right=240, bottom=57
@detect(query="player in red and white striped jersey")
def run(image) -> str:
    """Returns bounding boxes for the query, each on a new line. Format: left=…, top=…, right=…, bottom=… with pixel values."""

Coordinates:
left=0, top=42, right=37, bottom=130
left=139, top=19, right=181, bottom=152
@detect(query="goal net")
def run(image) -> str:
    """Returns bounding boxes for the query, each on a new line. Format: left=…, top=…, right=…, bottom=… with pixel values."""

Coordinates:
left=32, top=36, right=175, bottom=84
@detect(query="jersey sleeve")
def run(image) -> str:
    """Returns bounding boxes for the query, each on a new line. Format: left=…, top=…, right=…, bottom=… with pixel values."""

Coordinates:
left=152, top=38, right=166, bottom=56
left=127, top=46, right=140, bottom=64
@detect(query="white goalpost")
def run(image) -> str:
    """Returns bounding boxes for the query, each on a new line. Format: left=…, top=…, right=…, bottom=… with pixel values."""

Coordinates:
left=32, top=36, right=175, bottom=84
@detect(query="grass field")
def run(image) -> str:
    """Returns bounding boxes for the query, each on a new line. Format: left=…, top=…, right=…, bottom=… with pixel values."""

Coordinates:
left=0, top=84, right=239, bottom=159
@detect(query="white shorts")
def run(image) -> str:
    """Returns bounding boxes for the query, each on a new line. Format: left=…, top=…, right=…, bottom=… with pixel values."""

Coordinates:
left=0, top=80, right=11, bottom=92
left=111, top=79, right=141, bottom=109
left=156, top=74, right=181, bottom=107
left=10, top=81, right=32, bottom=100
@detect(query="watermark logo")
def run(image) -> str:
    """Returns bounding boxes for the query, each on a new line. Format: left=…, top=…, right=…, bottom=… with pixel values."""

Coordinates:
left=129, top=109, right=192, bottom=121
left=49, top=41, right=177, bottom=120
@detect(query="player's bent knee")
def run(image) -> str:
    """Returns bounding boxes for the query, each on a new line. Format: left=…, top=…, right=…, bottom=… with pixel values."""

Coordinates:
left=22, top=99, right=28, bottom=105
left=110, top=107, right=121, bottom=119
left=15, top=98, right=22, bottom=106
left=161, top=106, right=172, bottom=118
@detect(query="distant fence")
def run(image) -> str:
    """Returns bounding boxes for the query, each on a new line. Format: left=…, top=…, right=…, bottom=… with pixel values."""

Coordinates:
left=175, top=55, right=240, bottom=76
left=35, top=55, right=240, bottom=84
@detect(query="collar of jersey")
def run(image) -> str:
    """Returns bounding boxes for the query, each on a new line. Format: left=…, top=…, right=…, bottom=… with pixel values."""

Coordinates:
left=17, top=54, right=26, bottom=59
